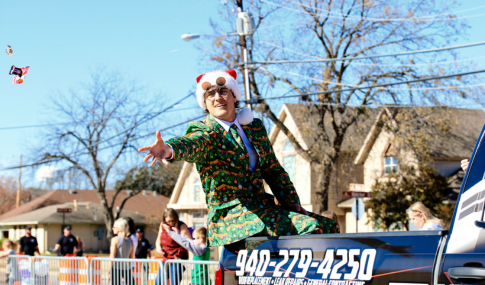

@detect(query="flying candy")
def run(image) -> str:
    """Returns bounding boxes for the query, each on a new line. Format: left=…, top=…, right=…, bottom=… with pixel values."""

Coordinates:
left=6, top=45, right=13, bottom=56
left=9, top=65, right=30, bottom=85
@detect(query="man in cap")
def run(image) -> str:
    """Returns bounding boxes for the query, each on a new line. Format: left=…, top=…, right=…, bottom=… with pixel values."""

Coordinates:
left=139, top=70, right=339, bottom=250
left=135, top=228, right=151, bottom=259
left=18, top=226, right=39, bottom=256
left=134, top=228, right=152, bottom=283
left=54, top=225, right=78, bottom=256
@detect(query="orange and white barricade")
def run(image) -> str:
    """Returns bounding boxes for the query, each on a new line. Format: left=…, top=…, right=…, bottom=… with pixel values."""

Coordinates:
left=33, top=255, right=88, bottom=285
left=86, top=255, right=102, bottom=285
left=89, top=257, right=164, bottom=285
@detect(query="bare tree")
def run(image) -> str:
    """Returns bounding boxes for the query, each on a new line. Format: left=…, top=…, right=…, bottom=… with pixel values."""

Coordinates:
left=37, top=70, right=161, bottom=239
left=0, top=175, right=39, bottom=216
left=199, top=0, right=483, bottom=211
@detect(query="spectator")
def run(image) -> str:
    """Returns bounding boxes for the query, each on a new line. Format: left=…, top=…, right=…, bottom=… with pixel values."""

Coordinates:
left=163, top=225, right=211, bottom=285
left=135, top=228, right=151, bottom=259
left=322, top=211, right=339, bottom=227
left=135, top=228, right=151, bottom=284
left=74, top=236, right=85, bottom=256
left=123, top=217, right=138, bottom=259
left=407, top=202, right=444, bottom=230
left=1, top=240, right=17, bottom=284
left=18, top=226, right=39, bottom=256
left=55, top=225, right=78, bottom=256
left=155, top=208, right=192, bottom=285
left=110, top=218, right=135, bottom=285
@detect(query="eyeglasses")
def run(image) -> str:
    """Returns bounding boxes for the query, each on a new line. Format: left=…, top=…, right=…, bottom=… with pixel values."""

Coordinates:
left=205, top=88, right=230, bottom=100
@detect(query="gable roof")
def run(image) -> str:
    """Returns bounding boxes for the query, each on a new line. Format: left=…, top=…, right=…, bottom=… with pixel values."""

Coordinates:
left=269, top=104, right=380, bottom=153
left=0, top=201, right=147, bottom=226
left=355, top=107, right=485, bottom=164
left=0, top=189, right=169, bottom=222
left=168, top=162, right=196, bottom=207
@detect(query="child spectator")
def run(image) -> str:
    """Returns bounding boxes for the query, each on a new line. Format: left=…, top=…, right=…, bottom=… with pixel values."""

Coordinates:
left=162, top=224, right=211, bottom=285
left=1, top=240, right=17, bottom=284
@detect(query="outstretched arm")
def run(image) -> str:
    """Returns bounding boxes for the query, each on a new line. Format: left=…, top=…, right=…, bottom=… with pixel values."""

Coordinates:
left=138, top=123, right=211, bottom=165
left=162, top=224, right=207, bottom=257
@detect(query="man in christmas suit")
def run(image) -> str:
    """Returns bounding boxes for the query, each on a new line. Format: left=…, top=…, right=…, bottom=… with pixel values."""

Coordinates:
left=138, top=70, right=339, bottom=249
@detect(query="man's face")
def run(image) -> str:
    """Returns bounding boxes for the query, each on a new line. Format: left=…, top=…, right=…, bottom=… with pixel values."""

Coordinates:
left=204, top=87, right=237, bottom=121
left=64, top=228, right=71, bottom=236
left=136, top=232, right=143, bottom=239
left=25, top=229, right=31, bottom=236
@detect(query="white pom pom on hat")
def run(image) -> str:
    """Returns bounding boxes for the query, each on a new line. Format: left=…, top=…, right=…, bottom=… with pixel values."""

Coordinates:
left=196, top=69, right=242, bottom=110
left=237, top=107, right=253, bottom=125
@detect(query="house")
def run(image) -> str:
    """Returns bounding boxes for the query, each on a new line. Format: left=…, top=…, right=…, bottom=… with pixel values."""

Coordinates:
left=350, top=107, right=485, bottom=231
left=0, top=189, right=170, bottom=253
left=167, top=105, right=485, bottom=241
left=0, top=201, right=153, bottom=253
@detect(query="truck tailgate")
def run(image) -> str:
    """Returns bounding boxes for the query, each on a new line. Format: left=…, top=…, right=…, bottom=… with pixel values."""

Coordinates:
left=221, top=231, right=445, bottom=285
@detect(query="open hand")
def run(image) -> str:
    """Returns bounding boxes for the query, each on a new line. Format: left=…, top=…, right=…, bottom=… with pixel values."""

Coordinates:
left=161, top=223, right=171, bottom=233
left=138, top=131, right=172, bottom=166
left=461, top=159, right=469, bottom=172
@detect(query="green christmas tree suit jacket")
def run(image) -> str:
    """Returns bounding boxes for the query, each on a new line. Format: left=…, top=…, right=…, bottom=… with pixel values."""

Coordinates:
left=166, top=115, right=309, bottom=247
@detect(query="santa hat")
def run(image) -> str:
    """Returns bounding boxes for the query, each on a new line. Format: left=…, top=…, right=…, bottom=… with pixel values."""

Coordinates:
left=196, top=69, right=242, bottom=110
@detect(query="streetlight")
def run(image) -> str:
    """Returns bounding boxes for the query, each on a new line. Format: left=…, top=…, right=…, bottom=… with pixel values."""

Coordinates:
left=181, top=34, right=200, bottom=41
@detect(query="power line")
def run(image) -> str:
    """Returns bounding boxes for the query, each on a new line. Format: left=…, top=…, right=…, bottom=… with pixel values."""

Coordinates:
left=0, top=106, right=200, bottom=131
left=242, top=69, right=485, bottom=102
left=259, top=41, right=485, bottom=67
left=263, top=0, right=485, bottom=22
left=68, top=93, right=194, bottom=154
left=270, top=67, right=485, bottom=90
left=0, top=94, right=196, bottom=170
left=237, top=41, right=485, bottom=66
left=287, top=0, right=485, bottom=20
left=0, top=114, right=206, bottom=171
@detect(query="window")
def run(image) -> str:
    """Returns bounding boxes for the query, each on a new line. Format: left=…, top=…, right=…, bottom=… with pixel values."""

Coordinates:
left=283, top=140, right=295, bottom=152
left=193, top=179, right=200, bottom=202
left=192, top=211, right=205, bottom=219
left=384, top=156, right=398, bottom=174
left=283, top=140, right=296, bottom=182
left=193, top=222, right=205, bottom=230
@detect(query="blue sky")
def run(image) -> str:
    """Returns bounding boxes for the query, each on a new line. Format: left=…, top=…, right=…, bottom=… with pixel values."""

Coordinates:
left=1, top=1, right=485, bottom=186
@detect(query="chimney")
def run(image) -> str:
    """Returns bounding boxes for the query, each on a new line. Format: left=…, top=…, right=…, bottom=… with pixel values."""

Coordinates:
left=69, top=189, right=77, bottom=194
left=143, top=190, right=146, bottom=196
left=73, top=199, right=78, bottom=211
left=153, top=191, right=157, bottom=196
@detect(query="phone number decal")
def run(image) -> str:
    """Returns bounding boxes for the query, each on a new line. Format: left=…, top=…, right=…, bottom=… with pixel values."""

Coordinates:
left=236, top=249, right=376, bottom=282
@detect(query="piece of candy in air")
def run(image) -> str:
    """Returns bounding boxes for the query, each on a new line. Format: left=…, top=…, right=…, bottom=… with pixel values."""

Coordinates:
left=9, top=65, right=30, bottom=85
left=6, top=45, right=13, bottom=56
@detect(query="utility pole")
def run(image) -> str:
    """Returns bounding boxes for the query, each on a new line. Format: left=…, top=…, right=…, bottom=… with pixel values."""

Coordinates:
left=16, top=155, right=22, bottom=208
left=236, top=0, right=252, bottom=108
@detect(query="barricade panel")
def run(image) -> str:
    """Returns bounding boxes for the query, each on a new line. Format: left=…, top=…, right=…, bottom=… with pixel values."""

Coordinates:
left=163, top=259, right=218, bottom=285
left=89, top=257, right=163, bottom=285
left=0, top=255, right=217, bottom=285
left=32, top=255, right=89, bottom=285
